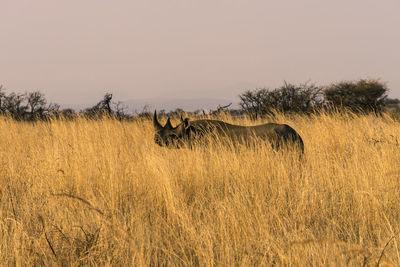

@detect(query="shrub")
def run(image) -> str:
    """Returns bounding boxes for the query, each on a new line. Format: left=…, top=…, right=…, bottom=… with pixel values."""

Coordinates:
left=239, top=81, right=323, bottom=118
left=324, top=79, right=388, bottom=113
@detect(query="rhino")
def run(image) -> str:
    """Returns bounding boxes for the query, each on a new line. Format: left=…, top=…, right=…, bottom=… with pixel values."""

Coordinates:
left=153, top=111, right=304, bottom=153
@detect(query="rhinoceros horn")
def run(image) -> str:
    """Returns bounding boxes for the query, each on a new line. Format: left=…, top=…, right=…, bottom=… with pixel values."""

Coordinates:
left=153, top=110, right=163, bottom=130
left=165, top=118, right=173, bottom=129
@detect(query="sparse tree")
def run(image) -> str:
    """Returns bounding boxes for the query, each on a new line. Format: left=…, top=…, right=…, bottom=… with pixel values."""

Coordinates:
left=26, top=91, right=47, bottom=119
left=84, top=92, right=134, bottom=120
left=3, top=92, right=28, bottom=119
left=84, top=93, right=114, bottom=117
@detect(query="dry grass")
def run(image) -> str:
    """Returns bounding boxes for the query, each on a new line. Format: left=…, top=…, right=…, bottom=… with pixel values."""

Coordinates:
left=0, top=112, right=400, bottom=266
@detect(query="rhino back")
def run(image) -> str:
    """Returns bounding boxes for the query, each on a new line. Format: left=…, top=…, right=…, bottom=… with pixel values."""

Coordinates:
left=190, top=120, right=285, bottom=140
left=185, top=119, right=303, bottom=152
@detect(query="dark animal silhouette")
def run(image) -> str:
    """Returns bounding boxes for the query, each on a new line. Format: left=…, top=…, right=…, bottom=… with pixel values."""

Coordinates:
left=153, top=111, right=304, bottom=153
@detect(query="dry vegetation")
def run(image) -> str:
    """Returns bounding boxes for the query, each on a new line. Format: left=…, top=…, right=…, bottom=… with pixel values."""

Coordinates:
left=0, top=112, right=400, bottom=266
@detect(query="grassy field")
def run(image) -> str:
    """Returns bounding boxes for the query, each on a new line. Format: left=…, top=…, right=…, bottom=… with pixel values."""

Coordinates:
left=0, top=112, right=400, bottom=266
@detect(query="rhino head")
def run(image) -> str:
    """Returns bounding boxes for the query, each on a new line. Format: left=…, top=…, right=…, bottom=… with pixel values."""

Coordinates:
left=153, top=111, right=192, bottom=148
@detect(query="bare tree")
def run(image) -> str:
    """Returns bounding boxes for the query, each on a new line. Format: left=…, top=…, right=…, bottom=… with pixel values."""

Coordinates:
left=26, top=91, right=47, bottom=119
left=3, top=92, right=28, bottom=119
left=84, top=93, right=113, bottom=117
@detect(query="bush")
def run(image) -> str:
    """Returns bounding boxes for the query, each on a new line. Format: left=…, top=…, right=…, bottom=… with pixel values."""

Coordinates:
left=324, top=79, right=388, bottom=113
left=239, top=81, right=323, bottom=118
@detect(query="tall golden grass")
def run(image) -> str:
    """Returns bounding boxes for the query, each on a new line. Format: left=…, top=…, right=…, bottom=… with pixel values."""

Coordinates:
left=0, top=112, right=399, bottom=266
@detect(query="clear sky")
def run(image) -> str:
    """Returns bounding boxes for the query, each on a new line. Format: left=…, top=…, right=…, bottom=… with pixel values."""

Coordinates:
left=1, top=0, right=399, bottom=107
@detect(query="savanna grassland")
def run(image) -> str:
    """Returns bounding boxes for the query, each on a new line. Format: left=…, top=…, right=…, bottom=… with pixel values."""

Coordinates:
left=0, top=112, right=400, bottom=266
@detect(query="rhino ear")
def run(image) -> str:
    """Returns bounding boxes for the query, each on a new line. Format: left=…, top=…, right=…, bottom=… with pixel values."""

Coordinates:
left=153, top=110, right=163, bottom=130
left=183, top=118, right=190, bottom=128
left=165, top=117, right=173, bottom=129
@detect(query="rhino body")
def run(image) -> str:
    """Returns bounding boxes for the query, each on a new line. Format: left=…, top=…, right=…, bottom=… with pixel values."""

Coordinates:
left=153, top=111, right=304, bottom=153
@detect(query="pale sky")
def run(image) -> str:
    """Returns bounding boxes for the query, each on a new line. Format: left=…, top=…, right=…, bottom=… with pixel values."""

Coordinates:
left=1, top=0, right=399, bottom=107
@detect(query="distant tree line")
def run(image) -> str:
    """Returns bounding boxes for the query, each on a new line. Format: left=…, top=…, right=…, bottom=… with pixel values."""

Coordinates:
left=0, top=86, right=134, bottom=121
left=0, top=85, right=239, bottom=121
left=0, top=85, right=60, bottom=120
left=0, top=78, right=398, bottom=121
